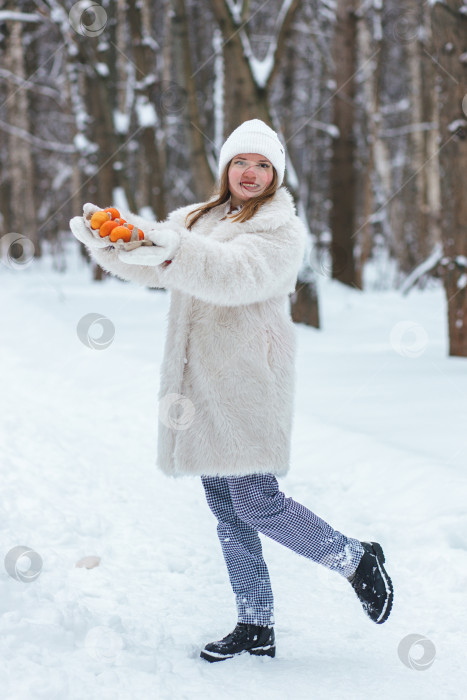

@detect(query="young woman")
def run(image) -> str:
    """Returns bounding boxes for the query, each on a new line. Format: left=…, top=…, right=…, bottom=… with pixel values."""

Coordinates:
left=70, top=119, right=393, bottom=663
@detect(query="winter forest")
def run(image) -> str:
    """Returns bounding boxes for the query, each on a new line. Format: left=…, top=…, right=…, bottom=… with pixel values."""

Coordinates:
left=1, top=1, right=467, bottom=699
left=1, top=0, right=466, bottom=353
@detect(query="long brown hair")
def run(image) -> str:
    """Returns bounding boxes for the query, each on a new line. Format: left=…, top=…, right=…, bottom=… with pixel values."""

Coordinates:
left=185, top=159, right=279, bottom=230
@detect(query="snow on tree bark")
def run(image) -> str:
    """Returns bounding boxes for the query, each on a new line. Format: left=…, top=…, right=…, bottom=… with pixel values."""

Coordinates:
left=431, top=0, right=467, bottom=357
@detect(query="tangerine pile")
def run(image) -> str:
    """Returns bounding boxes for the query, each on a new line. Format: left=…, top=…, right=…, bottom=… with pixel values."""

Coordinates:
left=90, top=208, right=144, bottom=243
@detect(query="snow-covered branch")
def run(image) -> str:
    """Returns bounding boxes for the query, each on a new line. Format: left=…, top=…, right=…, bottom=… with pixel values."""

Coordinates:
left=307, top=120, right=340, bottom=138
left=0, top=68, right=64, bottom=103
left=224, top=0, right=242, bottom=24
left=0, top=11, right=43, bottom=23
left=401, top=242, right=443, bottom=295
left=0, top=119, right=76, bottom=154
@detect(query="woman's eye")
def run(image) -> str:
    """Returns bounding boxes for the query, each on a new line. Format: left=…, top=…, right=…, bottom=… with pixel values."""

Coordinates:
left=234, top=160, right=269, bottom=167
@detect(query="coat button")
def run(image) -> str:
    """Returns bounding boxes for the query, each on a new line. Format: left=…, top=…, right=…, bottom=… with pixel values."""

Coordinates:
left=184, top=357, right=188, bottom=363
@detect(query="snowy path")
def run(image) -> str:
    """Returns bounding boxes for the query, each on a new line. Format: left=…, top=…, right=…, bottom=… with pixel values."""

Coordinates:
left=1, top=248, right=466, bottom=699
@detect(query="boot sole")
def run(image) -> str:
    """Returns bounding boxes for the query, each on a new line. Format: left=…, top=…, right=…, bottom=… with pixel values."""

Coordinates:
left=200, top=644, right=276, bottom=663
left=368, top=541, right=394, bottom=624
left=249, top=644, right=276, bottom=657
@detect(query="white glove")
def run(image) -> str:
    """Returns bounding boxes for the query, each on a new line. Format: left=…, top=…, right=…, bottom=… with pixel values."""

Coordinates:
left=117, top=228, right=180, bottom=267
left=70, top=214, right=112, bottom=249
left=83, top=202, right=101, bottom=226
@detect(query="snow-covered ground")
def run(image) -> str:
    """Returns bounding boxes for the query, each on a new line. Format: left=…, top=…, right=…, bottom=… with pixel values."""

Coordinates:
left=1, top=240, right=466, bottom=699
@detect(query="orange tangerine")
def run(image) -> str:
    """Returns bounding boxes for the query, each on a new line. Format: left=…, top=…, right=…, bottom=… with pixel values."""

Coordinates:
left=104, top=207, right=120, bottom=219
left=109, top=226, right=132, bottom=242
left=99, top=220, right=119, bottom=238
left=90, top=211, right=111, bottom=229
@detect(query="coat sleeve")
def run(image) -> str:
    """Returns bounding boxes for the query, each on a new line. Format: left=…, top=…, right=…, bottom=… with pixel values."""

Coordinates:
left=156, top=218, right=307, bottom=306
left=86, top=245, right=167, bottom=288
left=83, top=204, right=198, bottom=288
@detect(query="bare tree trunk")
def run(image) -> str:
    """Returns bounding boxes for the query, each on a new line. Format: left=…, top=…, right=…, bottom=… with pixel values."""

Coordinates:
left=158, top=0, right=172, bottom=193
left=62, top=57, right=84, bottom=246
left=329, top=0, right=357, bottom=287
left=86, top=76, right=116, bottom=209
left=354, top=4, right=385, bottom=289
left=422, top=0, right=442, bottom=256
left=127, top=0, right=167, bottom=218
left=113, top=0, right=137, bottom=214
left=291, top=278, right=320, bottom=328
left=210, top=0, right=268, bottom=132
left=396, top=0, right=440, bottom=273
left=431, top=0, right=467, bottom=357
left=5, top=13, right=38, bottom=256
left=171, top=0, right=215, bottom=199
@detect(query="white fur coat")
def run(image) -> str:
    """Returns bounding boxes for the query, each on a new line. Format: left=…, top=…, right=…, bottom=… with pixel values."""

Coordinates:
left=88, top=186, right=307, bottom=477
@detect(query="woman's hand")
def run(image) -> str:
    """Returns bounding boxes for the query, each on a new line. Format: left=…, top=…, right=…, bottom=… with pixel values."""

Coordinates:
left=117, top=228, right=180, bottom=267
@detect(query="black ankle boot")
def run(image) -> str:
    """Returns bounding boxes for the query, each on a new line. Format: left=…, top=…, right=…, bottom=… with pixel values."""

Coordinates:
left=200, top=622, right=275, bottom=662
left=348, top=541, right=394, bottom=624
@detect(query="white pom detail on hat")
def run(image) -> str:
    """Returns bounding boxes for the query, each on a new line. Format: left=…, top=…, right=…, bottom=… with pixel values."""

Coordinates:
left=218, top=119, right=286, bottom=187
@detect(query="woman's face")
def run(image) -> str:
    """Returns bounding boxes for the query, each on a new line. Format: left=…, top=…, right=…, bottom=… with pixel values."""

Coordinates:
left=228, top=153, right=274, bottom=206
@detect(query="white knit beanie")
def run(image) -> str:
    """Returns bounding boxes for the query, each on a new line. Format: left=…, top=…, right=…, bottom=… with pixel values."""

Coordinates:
left=218, top=119, right=286, bottom=186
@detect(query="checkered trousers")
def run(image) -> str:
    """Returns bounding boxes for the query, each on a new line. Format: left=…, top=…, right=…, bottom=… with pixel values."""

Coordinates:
left=201, top=473, right=364, bottom=626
